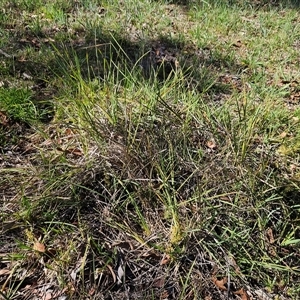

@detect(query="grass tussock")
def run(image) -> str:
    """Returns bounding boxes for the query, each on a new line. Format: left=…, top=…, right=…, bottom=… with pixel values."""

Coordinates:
left=1, top=0, right=300, bottom=299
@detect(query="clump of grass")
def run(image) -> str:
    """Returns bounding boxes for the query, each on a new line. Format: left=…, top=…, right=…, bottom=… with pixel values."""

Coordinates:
left=0, top=87, right=37, bottom=123
left=44, top=42, right=299, bottom=297
left=0, top=86, right=54, bottom=125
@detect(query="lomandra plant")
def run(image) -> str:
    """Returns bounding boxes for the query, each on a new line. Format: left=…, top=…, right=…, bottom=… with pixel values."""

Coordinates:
left=53, top=40, right=300, bottom=296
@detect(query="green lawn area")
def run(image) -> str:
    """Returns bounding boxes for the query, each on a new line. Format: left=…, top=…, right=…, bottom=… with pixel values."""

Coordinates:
left=0, top=0, right=300, bottom=299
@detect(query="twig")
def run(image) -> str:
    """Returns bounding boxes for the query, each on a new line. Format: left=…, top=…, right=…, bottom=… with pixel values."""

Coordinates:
left=0, top=49, right=12, bottom=58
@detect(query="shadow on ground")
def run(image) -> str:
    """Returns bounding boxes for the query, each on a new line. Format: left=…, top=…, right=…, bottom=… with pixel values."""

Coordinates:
left=49, top=30, right=244, bottom=96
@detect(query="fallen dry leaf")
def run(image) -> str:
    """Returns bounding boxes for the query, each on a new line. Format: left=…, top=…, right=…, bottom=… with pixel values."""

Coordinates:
left=33, top=242, right=46, bottom=253
left=266, top=227, right=275, bottom=244
left=17, top=55, right=27, bottom=62
left=0, top=269, right=10, bottom=275
left=212, top=276, right=227, bottom=291
left=160, top=289, right=169, bottom=299
left=234, top=288, right=250, bottom=300
left=65, top=128, right=74, bottom=137
left=153, top=277, right=165, bottom=288
left=67, top=148, right=83, bottom=156
left=160, top=254, right=170, bottom=265
left=89, top=286, right=96, bottom=296
left=0, top=111, right=9, bottom=126
left=279, top=131, right=287, bottom=139
left=43, top=293, right=53, bottom=300
left=206, top=140, right=217, bottom=149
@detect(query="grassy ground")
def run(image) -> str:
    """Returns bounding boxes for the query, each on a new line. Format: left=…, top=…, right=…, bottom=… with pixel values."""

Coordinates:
left=1, top=0, right=300, bottom=299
